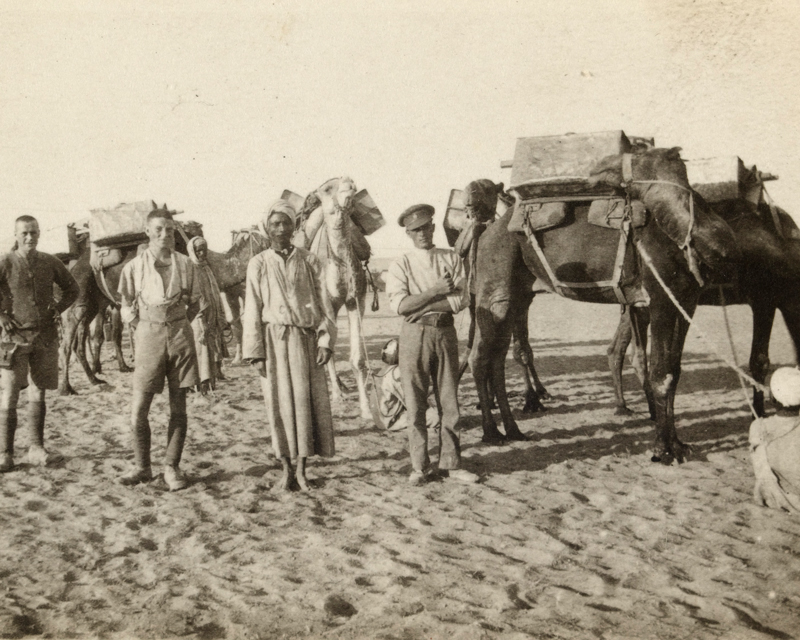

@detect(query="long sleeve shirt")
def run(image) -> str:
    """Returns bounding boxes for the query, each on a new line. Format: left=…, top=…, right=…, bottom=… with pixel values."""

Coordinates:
left=117, top=249, right=201, bottom=324
left=241, top=247, right=337, bottom=360
left=385, top=246, right=469, bottom=316
left=0, top=250, right=79, bottom=330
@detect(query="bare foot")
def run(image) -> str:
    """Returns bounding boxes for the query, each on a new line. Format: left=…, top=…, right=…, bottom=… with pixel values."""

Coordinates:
left=296, top=473, right=312, bottom=492
left=277, top=471, right=292, bottom=491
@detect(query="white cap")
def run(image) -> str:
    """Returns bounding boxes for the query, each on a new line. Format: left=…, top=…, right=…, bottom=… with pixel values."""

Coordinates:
left=770, top=367, right=800, bottom=407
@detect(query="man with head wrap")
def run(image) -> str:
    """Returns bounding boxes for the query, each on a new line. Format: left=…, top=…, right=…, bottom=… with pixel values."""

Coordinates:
left=187, top=236, right=229, bottom=394
left=750, top=367, right=800, bottom=512
left=242, top=199, right=337, bottom=491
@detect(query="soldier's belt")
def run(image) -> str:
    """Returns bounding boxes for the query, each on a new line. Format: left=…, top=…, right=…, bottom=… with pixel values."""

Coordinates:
left=415, top=313, right=454, bottom=328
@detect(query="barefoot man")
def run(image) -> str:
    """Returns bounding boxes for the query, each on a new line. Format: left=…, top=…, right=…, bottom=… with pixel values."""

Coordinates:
left=117, top=208, right=203, bottom=491
left=0, top=216, right=79, bottom=472
left=242, top=200, right=336, bottom=491
left=385, top=204, right=478, bottom=486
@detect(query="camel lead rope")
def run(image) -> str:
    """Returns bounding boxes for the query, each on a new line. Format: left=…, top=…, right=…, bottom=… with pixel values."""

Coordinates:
left=718, top=285, right=759, bottom=419
left=635, top=240, right=768, bottom=411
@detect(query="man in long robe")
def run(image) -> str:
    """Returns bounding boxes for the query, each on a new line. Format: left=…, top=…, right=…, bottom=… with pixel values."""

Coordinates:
left=242, top=200, right=337, bottom=491
left=187, top=236, right=228, bottom=393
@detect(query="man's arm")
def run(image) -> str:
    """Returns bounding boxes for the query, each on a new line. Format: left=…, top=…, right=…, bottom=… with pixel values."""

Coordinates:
left=52, top=258, right=80, bottom=314
left=396, top=272, right=455, bottom=317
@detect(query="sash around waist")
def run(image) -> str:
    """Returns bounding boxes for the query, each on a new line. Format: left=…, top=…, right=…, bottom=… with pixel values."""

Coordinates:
left=138, top=301, right=188, bottom=324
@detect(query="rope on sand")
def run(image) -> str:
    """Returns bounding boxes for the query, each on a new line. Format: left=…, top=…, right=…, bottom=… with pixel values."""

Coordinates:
left=635, top=240, right=766, bottom=419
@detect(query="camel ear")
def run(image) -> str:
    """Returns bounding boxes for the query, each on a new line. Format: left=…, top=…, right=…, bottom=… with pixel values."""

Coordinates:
left=162, top=203, right=168, bottom=210
left=151, top=200, right=158, bottom=210
left=495, top=182, right=504, bottom=194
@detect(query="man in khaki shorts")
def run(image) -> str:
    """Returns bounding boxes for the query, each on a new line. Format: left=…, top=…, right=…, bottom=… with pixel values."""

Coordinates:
left=0, top=215, right=79, bottom=472
left=117, top=208, right=203, bottom=491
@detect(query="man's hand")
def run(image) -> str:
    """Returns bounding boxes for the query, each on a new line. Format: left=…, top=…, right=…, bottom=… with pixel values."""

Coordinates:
left=433, top=270, right=455, bottom=297
left=0, top=312, right=19, bottom=334
left=250, top=359, right=267, bottom=377
left=316, top=347, right=332, bottom=366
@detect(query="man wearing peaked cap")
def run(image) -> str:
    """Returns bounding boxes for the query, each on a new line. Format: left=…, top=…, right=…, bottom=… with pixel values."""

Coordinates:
left=397, top=204, right=434, bottom=231
left=384, top=204, right=479, bottom=487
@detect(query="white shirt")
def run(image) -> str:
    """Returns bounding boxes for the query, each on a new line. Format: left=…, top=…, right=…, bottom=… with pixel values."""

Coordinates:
left=385, top=246, right=468, bottom=316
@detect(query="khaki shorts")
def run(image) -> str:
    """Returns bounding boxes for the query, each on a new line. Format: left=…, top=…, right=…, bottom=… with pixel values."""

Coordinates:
left=1, top=326, right=60, bottom=390
left=133, top=319, right=199, bottom=394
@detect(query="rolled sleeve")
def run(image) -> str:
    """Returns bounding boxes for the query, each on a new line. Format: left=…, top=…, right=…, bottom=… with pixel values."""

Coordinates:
left=385, top=259, right=409, bottom=316
left=117, top=260, right=138, bottom=324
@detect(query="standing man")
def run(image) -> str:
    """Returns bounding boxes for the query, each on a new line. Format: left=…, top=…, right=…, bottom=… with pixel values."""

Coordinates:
left=117, top=208, right=203, bottom=491
left=187, top=236, right=228, bottom=394
left=242, top=200, right=336, bottom=492
left=385, top=204, right=478, bottom=486
left=0, top=216, right=80, bottom=472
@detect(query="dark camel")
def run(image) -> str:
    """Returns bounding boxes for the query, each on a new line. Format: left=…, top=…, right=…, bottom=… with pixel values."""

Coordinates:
left=470, top=147, right=740, bottom=464
left=608, top=199, right=800, bottom=417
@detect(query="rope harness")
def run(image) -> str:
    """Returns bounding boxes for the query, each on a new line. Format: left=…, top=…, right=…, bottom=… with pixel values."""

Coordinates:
left=619, top=155, right=767, bottom=415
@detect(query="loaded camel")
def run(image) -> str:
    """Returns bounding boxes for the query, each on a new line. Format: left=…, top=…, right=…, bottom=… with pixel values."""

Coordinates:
left=294, top=177, right=375, bottom=420
left=470, top=147, right=740, bottom=464
left=608, top=198, right=800, bottom=417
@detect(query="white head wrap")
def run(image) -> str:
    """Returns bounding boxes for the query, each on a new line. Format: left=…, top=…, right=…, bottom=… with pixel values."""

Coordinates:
left=187, top=236, right=208, bottom=264
left=770, top=367, right=800, bottom=407
left=259, top=199, right=297, bottom=237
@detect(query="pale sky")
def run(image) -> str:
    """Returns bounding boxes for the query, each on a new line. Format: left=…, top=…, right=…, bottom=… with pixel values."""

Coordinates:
left=1, top=0, right=798, bottom=257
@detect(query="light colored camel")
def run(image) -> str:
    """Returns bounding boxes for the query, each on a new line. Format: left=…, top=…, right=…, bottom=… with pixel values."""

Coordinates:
left=297, top=177, right=373, bottom=419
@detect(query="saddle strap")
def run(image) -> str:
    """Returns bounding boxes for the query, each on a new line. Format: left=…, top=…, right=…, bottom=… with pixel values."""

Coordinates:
left=96, top=268, right=120, bottom=308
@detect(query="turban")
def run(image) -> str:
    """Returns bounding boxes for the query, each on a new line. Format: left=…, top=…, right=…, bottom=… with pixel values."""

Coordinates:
left=770, top=367, right=800, bottom=408
left=259, top=199, right=297, bottom=237
left=187, top=236, right=208, bottom=264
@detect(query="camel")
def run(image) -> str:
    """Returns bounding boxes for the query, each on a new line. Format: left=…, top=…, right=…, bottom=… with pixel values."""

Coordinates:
left=59, top=215, right=268, bottom=395
left=295, top=177, right=373, bottom=419
left=608, top=199, right=800, bottom=417
left=470, top=147, right=740, bottom=464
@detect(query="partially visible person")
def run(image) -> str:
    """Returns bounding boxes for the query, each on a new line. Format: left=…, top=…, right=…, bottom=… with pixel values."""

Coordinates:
left=187, top=236, right=228, bottom=394
left=242, top=199, right=337, bottom=491
left=385, top=203, right=478, bottom=486
left=0, top=215, right=80, bottom=472
left=373, top=338, right=440, bottom=433
left=116, top=208, right=203, bottom=491
left=750, top=366, right=800, bottom=512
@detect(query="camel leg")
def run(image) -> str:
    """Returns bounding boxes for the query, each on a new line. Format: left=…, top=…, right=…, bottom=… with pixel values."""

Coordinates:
left=226, top=294, right=244, bottom=366
left=347, top=300, right=371, bottom=420
left=74, top=309, right=106, bottom=388
left=109, top=307, right=132, bottom=372
left=647, top=293, right=693, bottom=465
left=59, top=305, right=84, bottom=396
left=492, top=329, right=529, bottom=441
left=608, top=306, right=633, bottom=414
left=89, top=311, right=105, bottom=375
left=470, top=305, right=506, bottom=445
left=749, top=299, right=776, bottom=418
left=628, top=306, right=655, bottom=419
left=511, top=292, right=547, bottom=413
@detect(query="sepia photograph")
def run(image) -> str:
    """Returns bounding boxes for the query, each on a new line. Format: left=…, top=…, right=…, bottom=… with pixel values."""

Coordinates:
left=1, top=1, right=800, bottom=638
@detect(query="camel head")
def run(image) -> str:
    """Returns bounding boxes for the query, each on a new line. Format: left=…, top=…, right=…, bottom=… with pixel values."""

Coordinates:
left=589, top=147, right=740, bottom=273
left=316, top=176, right=358, bottom=230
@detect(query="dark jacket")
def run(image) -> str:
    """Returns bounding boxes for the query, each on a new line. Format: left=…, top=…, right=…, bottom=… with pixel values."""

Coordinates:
left=0, top=250, right=79, bottom=330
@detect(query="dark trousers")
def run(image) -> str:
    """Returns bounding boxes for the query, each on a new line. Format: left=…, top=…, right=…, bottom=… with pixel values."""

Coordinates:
left=399, top=322, right=461, bottom=472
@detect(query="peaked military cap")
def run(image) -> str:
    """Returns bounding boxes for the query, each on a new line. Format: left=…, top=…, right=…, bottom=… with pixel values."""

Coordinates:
left=398, top=204, right=434, bottom=230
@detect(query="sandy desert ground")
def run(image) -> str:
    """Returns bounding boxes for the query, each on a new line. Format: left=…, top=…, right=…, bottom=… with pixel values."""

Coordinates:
left=1, top=292, right=799, bottom=640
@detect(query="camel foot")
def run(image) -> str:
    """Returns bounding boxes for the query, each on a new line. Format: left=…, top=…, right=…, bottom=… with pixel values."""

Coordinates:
left=119, top=364, right=133, bottom=373
left=58, top=385, right=78, bottom=397
left=481, top=428, right=506, bottom=446
left=614, top=405, right=634, bottom=416
left=504, top=428, right=529, bottom=442
left=336, top=375, right=350, bottom=394
left=522, top=391, right=547, bottom=414
left=651, top=439, right=691, bottom=465
left=90, top=377, right=107, bottom=386
left=536, top=387, right=551, bottom=401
